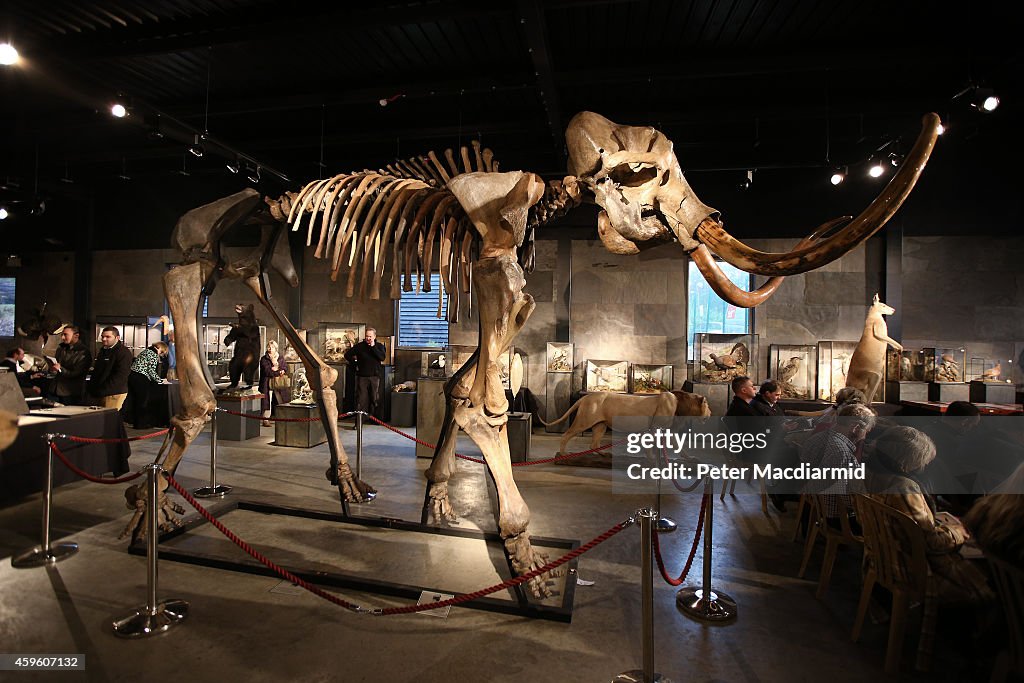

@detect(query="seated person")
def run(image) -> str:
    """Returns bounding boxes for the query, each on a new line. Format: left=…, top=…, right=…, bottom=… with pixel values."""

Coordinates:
left=855, top=425, right=993, bottom=602
left=964, top=462, right=1024, bottom=569
left=800, top=403, right=877, bottom=534
left=751, top=379, right=783, bottom=417
left=1, top=347, right=45, bottom=397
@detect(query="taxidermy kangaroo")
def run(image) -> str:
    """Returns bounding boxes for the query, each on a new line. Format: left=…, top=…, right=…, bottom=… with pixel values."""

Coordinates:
left=846, top=293, right=902, bottom=403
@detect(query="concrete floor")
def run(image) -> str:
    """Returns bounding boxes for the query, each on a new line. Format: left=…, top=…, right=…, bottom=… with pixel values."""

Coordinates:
left=0, top=420, right=983, bottom=682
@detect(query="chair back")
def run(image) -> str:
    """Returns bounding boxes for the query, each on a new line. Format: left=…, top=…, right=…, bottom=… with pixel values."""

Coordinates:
left=986, top=553, right=1024, bottom=675
left=807, top=494, right=862, bottom=543
left=852, top=494, right=929, bottom=597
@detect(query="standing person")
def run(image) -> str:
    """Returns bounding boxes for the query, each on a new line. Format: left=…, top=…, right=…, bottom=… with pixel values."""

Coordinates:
left=259, top=340, right=288, bottom=426
left=86, top=326, right=134, bottom=409
left=343, top=327, right=386, bottom=416
left=121, top=342, right=169, bottom=427
left=751, top=379, right=783, bottom=416
left=50, top=325, right=91, bottom=405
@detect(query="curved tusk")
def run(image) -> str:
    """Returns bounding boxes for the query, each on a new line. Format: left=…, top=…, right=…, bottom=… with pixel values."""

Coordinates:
left=691, top=218, right=848, bottom=307
left=698, top=113, right=940, bottom=276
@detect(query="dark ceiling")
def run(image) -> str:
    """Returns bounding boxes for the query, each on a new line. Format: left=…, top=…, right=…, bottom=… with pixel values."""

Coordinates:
left=0, top=0, right=1020, bottom=251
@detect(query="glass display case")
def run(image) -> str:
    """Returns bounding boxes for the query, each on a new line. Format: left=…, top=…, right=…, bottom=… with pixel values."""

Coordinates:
left=202, top=319, right=268, bottom=383
left=817, top=340, right=858, bottom=401
left=94, top=316, right=163, bottom=357
left=693, top=333, right=758, bottom=384
left=318, top=322, right=364, bottom=364
left=921, top=346, right=966, bottom=383
left=769, top=344, right=816, bottom=400
left=448, top=345, right=477, bottom=376
left=289, top=365, right=315, bottom=404
left=546, top=342, right=574, bottom=373
left=630, top=364, right=673, bottom=394
left=421, top=351, right=448, bottom=379
left=886, top=348, right=926, bottom=382
left=968, top=356, right=1013, bottom=383
left=584, top=359, right=629, bottom=393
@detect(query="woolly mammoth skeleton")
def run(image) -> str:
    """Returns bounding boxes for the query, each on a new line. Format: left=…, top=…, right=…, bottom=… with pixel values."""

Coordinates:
left=131, top=112, right=940, bottom=597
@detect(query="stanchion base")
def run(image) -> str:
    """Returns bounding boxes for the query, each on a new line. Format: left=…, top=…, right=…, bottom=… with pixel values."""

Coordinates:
left=352, top=490, right=378, bottom=504
left=193, top=484, right=232, bottom=498
left=112, top=599, right=189, bottom=638
left=612, top=670, right=673, bottom=682
left=676, top=587, right=737, bottom=622
left=11, top=542, right=79, bottom=568
left=655, top=516, right=677, bottom=533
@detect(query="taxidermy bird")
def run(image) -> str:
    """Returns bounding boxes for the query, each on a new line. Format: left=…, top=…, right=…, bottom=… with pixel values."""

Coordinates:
left=777, top=356, right=803, bottom=384
left=900, top=355, right=914, bottom=380
left=981, top=363, right=1002, bottom=381
left=707, top=342, right=750, bottom=370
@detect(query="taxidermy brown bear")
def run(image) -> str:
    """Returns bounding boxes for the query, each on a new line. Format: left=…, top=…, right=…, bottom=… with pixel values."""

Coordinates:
left=224, top=303, right=260, bottom=388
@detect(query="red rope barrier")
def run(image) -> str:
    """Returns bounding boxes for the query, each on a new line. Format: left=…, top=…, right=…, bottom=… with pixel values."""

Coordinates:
left=363, top=413, right=620, bottom=466
left=218, top=408, right=355, bottom=422
left=61, top=428, right=170, bottom=444
left=651, top=496, right=707, bottom=586
left=164, top=470, right=628, bottom=616
left=49, top=442, right=144, bottom=484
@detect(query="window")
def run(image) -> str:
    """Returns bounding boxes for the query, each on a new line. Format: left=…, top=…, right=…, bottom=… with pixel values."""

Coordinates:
left=687, top=261, right=751, bottom=360
left=0, top=277, right=14, bottom=337
left=397, top=272, right=448, bottom=347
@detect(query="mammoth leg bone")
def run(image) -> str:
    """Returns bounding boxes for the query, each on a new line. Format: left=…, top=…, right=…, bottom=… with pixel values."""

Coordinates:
left=121, top=261, right=217, bottom=542
left=243, top=272, right=375, bottom=506
left=423, top=350, right=478, bottom=525
left=452, top=254, right=559, bottom=598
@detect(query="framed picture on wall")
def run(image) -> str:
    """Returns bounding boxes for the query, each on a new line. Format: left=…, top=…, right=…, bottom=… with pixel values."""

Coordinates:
left=319, top=322, right=365, bottom=364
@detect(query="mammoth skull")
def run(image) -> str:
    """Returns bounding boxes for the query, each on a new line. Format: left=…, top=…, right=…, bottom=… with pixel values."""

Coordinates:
left=565, top=111, right=940, bottom=307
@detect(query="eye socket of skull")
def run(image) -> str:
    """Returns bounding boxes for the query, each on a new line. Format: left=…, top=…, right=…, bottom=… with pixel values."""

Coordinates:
left=608, top=163, right=659, bottom=188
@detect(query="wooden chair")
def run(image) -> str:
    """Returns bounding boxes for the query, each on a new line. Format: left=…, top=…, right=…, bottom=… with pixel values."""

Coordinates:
left=851, top=493, right=937, bottom=674
left=986, top=553, right=1024, bottom=683
left=719, top=458, right=769, bottom=515
left=791, top=493, right=809, bottom=541
left=797, top=494, right=863, bottom=599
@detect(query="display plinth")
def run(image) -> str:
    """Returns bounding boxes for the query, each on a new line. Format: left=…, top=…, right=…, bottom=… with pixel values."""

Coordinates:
left=885, top=380, right=928, bottom=404
left=416, top=378, right=447, bottom=458
left=274, top=403, right=326, bottom=448
left=684, top=382, right=730, bottom=416
left=506, top=412, right=532, bottom=463
left=969, top=381, right=1017, bottom=405
left=927, top=382, right=969, bottom=403
left=390, top=391, right=416, bottom=427
left=217, top=394, right=263, bottom=441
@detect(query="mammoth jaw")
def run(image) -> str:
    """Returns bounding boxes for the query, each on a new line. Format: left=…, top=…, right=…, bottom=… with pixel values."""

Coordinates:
left=592, top=178, right=673, bottom=245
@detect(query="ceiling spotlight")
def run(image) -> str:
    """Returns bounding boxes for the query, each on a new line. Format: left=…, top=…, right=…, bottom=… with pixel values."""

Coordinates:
left=868, top=161, right=885, bottom=178
left=0, top=207, right=8, bottom=220
left=378, top=93, right=405, bottom=107
left=188, top=133, right=205, bottom=158
left=888, top=152, right=903, bottom=167
left=247, top=166, right=261, bottom=184
left=226, top=158, right=240, bottom=174
left=977, top=89, right=1000, bottom=112
left=110, top=103, right=128, bottom=118
left=738, top=169, right=754, bottom=190
left=0, top=43, right=19, bottom=66
left=830, top=167, right=846, bottom=186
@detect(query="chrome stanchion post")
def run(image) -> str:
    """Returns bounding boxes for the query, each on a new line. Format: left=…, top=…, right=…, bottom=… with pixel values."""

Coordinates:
left=614, top=508, right=673, bottom=683
left=113, top=464, right=189, bottom=637
left=12, top=435, right=79, bottom=568
left=355, top=411, right=363, bottom=481
left=676, top=479, right=737, bottom=622
left=655, top=469, right=677, bottom=533
left=195, top=410, right=231, bottom=498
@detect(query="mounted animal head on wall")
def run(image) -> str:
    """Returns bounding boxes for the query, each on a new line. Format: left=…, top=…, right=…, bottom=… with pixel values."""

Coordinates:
left=565, top=112, right=941, bottom=308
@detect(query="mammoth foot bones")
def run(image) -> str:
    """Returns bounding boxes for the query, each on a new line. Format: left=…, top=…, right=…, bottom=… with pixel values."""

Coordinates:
left=325, top=462, right=377, bottom=503
left=427, top=481, right=459, bottom=525
left=505, top=532, right=564, bottom=599
left=118, top=482, right=186, bottom=542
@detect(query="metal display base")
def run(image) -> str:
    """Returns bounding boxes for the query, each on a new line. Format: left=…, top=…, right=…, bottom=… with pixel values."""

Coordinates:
left=676, top=587, right=738, bottom=622
left=112, top=599, right=189, bottom=638
left=193, top=484, right=232, bottom=498
left=11, top=542, right=79, bottom=568
left=130, top=500, right=580, bottom=622
left=655, top=516, right=677, bottom=533
left=613, top=672, right=673, bottom=682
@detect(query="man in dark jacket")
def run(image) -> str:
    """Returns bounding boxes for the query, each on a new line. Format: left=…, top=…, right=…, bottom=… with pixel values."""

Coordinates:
left=87, top=326, right=133, bottom=409
left=725, top=375, right=759, bottom=417
left=51, top=325, right=91, bottom=404
left=751, top=379, right=784, bottom=417
left=343, top=327, right=387, bottom=415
